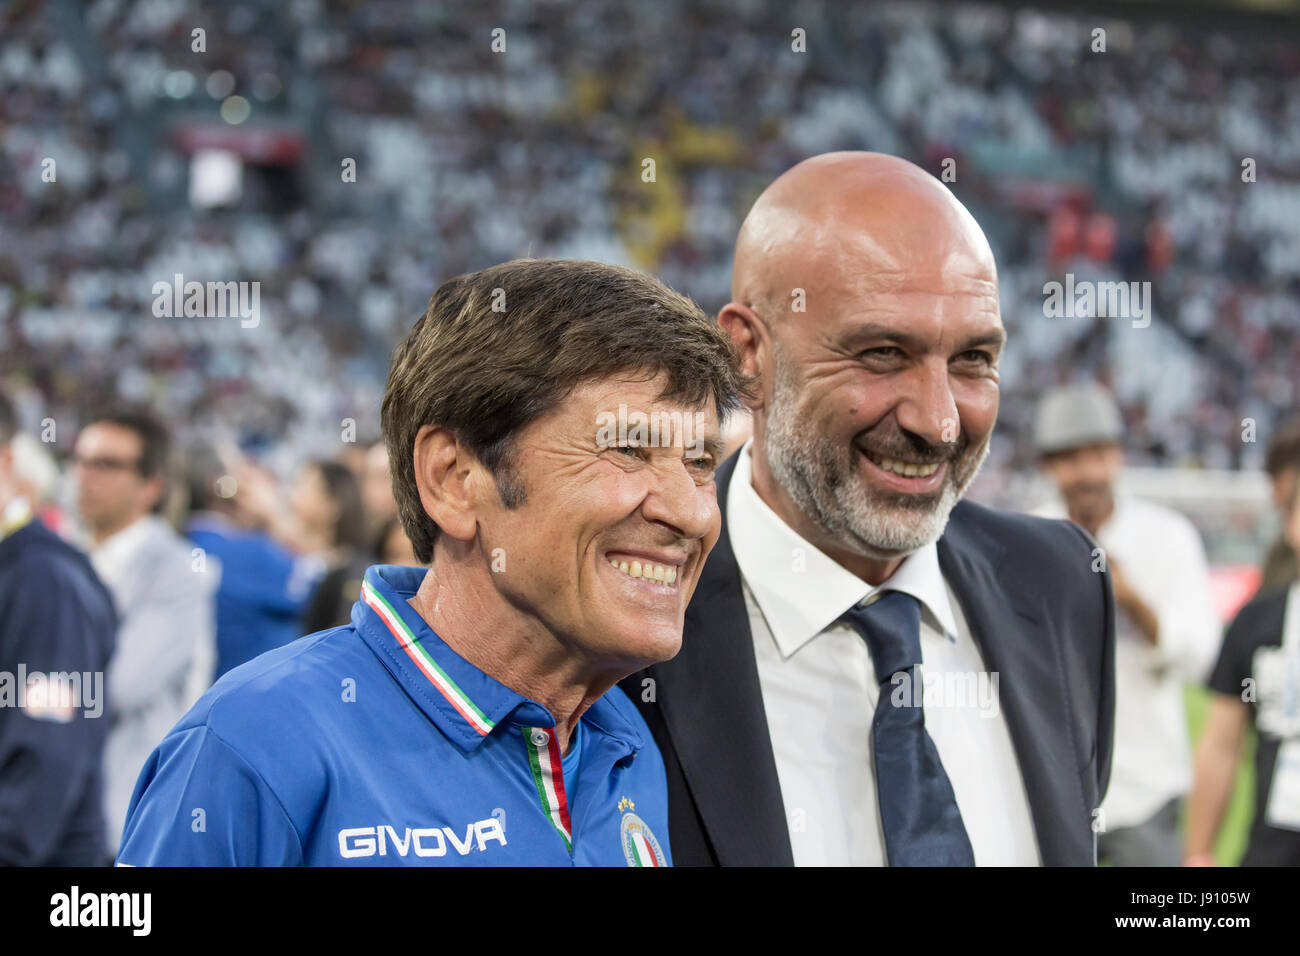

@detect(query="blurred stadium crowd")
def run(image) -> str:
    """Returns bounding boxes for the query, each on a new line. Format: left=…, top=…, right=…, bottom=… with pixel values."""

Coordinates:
left=1, top=0, right=1299, bottom=865
left=3, top=0, right=1299, bottom=480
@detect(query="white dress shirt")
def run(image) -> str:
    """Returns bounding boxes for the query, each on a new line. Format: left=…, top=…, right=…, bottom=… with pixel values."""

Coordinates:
left=1032, top=496, right=1221, bottom=830
left=729, top=441, right=1041, bottom=866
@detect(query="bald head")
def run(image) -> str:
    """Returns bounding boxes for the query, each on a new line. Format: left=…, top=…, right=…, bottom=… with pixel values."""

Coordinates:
left=719, top=151, right=1004, bottom=582
left=731, top=151, right=997, bottom=324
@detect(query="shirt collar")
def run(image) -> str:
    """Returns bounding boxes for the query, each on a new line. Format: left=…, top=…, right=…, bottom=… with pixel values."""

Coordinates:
left=90, top=514, right=161, bottom=584
left=353, top=564, right=644, bottom=755
left=727, top=440, right=960, bottom=657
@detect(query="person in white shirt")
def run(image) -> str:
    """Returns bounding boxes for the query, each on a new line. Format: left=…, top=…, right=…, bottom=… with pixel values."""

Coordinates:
left=1032, top=383, right=1220, bottom=866
left=71, top=410, right=218, bottom=857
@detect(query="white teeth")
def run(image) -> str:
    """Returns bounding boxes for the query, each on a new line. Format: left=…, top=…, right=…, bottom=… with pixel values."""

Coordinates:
left=872, top=455, right=939, bottom=478
left=608, top=557, right=679, bottom=586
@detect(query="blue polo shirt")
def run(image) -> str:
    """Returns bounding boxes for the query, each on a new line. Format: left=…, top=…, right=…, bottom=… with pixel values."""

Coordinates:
left=115, top=564, right=672, bottom=866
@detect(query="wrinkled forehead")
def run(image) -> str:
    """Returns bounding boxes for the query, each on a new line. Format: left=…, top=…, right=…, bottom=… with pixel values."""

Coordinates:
left=542, top=374, right=729, bottom=457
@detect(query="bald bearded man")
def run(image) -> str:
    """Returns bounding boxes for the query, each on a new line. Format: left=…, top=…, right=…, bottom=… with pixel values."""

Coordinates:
left=620, top=153, right=1115, bottom=866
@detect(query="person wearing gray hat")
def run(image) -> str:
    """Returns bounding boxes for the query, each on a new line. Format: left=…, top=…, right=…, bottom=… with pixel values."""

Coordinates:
left=1034, top=383, right=1125, bottom=455
left=1032, top=382, right=1221, bottom=867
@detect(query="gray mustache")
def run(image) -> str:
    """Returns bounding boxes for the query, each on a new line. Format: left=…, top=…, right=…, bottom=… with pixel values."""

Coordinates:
left=856, top=437, right=964, bottom=466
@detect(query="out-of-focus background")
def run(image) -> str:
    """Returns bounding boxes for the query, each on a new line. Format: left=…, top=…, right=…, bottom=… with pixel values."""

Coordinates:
left=2, top=0, right=1298, bottom=864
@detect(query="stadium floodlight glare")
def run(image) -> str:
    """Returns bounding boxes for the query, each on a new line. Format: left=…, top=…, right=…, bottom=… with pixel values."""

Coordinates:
left=188, top=149, right=242, bottom=209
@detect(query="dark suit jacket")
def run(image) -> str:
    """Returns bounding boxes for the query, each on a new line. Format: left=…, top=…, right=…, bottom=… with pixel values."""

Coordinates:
left=619, top=452, right=1116, bottom=866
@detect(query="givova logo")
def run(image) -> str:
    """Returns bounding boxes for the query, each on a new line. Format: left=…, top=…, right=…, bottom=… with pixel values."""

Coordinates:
left=338, top=818, right=507, bottom=859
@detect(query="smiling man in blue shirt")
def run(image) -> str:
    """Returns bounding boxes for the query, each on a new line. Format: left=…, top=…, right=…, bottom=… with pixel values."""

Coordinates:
left=116, top=258, right=748, bottom=866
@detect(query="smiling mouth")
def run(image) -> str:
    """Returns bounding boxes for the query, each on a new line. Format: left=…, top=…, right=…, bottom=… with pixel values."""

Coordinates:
left=607, top=555, right=680, bottom=587
left=858, top=448, right=944, bottom=478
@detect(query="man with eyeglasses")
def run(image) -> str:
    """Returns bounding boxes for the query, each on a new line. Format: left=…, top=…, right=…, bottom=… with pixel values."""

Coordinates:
left=71, top=410, right=218, bottom=861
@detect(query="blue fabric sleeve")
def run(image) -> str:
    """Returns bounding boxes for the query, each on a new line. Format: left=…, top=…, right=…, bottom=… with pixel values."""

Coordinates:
left=116, top=725, right=303, bottom=866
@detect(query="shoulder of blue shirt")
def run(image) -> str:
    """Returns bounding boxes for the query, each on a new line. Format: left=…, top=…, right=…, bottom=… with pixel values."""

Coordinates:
left=155, top=618, right=660, bottom=791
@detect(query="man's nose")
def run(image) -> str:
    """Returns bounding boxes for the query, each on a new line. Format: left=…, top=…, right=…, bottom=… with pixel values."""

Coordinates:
left=893, top=360, right=960, bottom=449
left=640, top=459, right=717, bottom=541
left=1085, top=460, right=1113, bottom=485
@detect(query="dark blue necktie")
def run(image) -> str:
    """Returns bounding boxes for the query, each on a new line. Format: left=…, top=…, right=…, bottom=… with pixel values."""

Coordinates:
left=842, top=590, right=975, bottom=866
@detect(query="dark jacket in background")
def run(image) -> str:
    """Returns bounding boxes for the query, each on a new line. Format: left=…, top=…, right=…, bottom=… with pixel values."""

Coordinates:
left=1209, top=586, right=1300, bottom=866
left=0, top=519, right=116, bottom=865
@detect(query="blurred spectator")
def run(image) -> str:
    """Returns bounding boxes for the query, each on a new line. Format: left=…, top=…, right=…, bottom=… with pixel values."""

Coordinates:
left=1188, top=479, right=1300, bottom=866
left=372, top=514, right=419, bottom=568
left=360, top=439, right=398, bottom=536
left=0, top=391, right=116, bottom=865
left=72, top=409, right=218, bottom=856
left=338, top=442, right=370, bottom=484
left=296, top=459, right=369, bottom=634
left=10, top=430, right=67, bottom=535
left=1259, top=419, right=1300, bottom=592
left=1032, top=383, right=1221, bottom=865
left=184, top=443, right=323, bottom=679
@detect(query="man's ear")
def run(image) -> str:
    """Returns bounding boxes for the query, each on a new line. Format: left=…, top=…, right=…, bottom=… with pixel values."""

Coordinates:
left=141, top=474, right=167, bottom=514
left=717, top=301, right=769, bottom=412
left=412, top=425, right=479, bottom=542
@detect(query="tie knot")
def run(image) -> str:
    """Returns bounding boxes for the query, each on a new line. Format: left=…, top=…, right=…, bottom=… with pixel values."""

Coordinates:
left=842, top=590, right=923, bottom=684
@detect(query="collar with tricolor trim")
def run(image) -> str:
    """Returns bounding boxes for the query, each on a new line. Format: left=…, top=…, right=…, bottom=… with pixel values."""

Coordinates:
left=353, top=564, right=647, bottom=756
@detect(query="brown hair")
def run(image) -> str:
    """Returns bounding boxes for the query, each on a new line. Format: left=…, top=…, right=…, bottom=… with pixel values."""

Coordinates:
left=309, top=459, right=367, bottom=554
left=1266, top=417, right=1300, bottom=478
left=382, top=258, right=751, bottom=564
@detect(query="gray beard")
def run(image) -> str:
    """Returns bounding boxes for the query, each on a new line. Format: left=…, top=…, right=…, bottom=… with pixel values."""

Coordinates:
left=762, top=357, right=990, bottom=560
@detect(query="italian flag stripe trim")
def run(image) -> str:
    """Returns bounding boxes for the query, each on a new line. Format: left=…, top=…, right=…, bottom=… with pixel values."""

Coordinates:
left=525, top=728, right=572, bottom=851
left=631, top=830, right=660, bottom=867
left=361, top=580, right=495, bottom=737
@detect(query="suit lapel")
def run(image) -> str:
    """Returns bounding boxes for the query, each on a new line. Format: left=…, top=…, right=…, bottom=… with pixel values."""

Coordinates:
left=938, top=504, right=1093, bottom=866
left=654, top=454, right=795, bottom=865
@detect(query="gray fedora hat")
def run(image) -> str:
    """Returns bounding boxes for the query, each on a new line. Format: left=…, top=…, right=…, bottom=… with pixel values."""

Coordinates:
left=1034, top=383, right=1124, bottom=455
